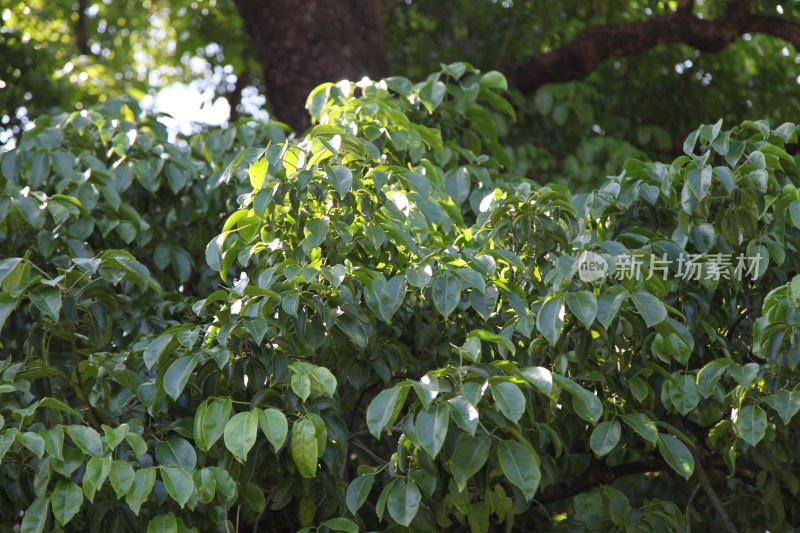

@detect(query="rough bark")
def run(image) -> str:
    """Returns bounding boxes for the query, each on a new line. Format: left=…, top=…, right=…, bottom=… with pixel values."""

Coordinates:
left=505, top=2, right=800, bottom=94
left=232, top=0, right=389, bottom=132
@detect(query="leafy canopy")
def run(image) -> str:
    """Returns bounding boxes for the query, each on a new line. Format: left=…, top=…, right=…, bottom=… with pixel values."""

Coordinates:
left=1, top=64, right=800, bottom=531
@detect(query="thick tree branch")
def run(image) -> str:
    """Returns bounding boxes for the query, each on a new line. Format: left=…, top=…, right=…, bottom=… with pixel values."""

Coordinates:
left=505, top=5, right=800, bottom=94
left=75, top=0, right=91, bottom=56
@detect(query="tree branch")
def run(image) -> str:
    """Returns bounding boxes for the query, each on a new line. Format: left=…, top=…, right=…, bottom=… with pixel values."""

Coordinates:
left=75, top=0, right=91, bottom=56
left=692, top=448, right=739, bottom=533
left=505, top=4, right=800, bottom=94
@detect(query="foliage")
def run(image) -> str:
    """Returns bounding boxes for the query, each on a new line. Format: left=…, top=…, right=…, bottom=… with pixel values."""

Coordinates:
left=1, top=64, right=800, bottom=532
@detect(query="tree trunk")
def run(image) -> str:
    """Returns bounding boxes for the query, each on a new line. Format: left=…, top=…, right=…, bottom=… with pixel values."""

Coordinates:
left=232, top=0, right=389, bottom=132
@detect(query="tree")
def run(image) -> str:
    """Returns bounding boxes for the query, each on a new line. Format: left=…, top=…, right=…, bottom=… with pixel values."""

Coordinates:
left=1, top=64, right=800, bottom=532
left=4, top=1, right=800, bottom=188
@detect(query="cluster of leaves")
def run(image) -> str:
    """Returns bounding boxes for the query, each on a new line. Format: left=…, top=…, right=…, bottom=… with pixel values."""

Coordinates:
left=1, top=63, right=800, bottom=532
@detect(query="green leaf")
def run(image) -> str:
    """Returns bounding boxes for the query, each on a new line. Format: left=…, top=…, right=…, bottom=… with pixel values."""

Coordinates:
left=448, top=395, right=479, bottom=435
left=304, top=218, right=329, bottom=248
left=125, top=433, right=148, bottom=457
left=160, top=466, right=194, bottom=508
left=451, top=436, right=492, bottom=492
left=224, top=410, right=258, bottom=463
left=18, top=431, right=45, bottom=458
left=552, top=375, right=603, bottom=424
left=431, top=272, right=461, bottom=317
left=657, top=434, right=694, bottom=480
left=39, top=425, right=64, bottom=460
left=51, top=481, right=83, bottom=526
left=596, top=286, right=626, bottom=329
left=387, top=478, right=421, bottom=527
left=102, top=424, right=128, bottom=451
left=66, top=425, right=103, bottom=457
left=412, top=373, right=439, bottom=410
left=163, top=355, right=199, bottom=400
left=537, top=295, right=564, bottom=345
left=28, top=285, right=62, bottom=321
left=621, top=413, right=658, bottom=444
left=258, top=408, right=288, bottom=452
left=249, top=156, right=268, bottom=189
left=497, top=440, right=541, bottom=500
left=415, top=403, right=449, bottom=458
left=346, top=475, right=375, bottom=514
left=631, top=290, right=667, bottom=327
left=326, top=164, right=353, bottom=197
left=322, top=518, right=359, bottom=533
left=590, top=420, right=621, bottom=456
left=565, top=291, right=598, bottom=328
left=697, top=359, right=731, bottom=398
left=291, top=418, right=318, bottom=478
left=521, top=367, right=553, bottom=396
left=147, top=513, right=178, bottom=533
left=377, top=275, right=406, bottom=322
left=109, top=460, right=135, bottom=499
left=735, top=404, right=767, bottom=446
left=480, top=70, right=508, bottom=90
left=126, top=467, right=156, bottom=515
left=85, top=455, right=111, bottom=490
left=669, top=374, right=700, bottom=416
left=491, top=382, right=526, bottom=423
left=194, top=398, right=232, bottom=452
left=156, top=437, right=197, bottom=470
left=143, top=333, right=175, bottom=370
left=763, top=390, right=800, bottom=425
left=366, top=386, right=409, bottom=438
left=20, top=495, right=49, bottom=533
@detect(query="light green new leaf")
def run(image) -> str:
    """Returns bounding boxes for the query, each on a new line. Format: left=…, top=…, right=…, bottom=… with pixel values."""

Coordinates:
left=224, top=410, right=258, bottom=463
left=291, top=418, right=318, bottom=478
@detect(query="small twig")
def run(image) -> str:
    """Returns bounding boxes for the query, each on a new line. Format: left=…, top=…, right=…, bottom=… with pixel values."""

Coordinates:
left=685, top=482, right=702, bottom=532
left=351, top=439, right=388, bottom=465
left=726, top=307, right=753, bottom=340
left=692, top=449, right=738, bottom=533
